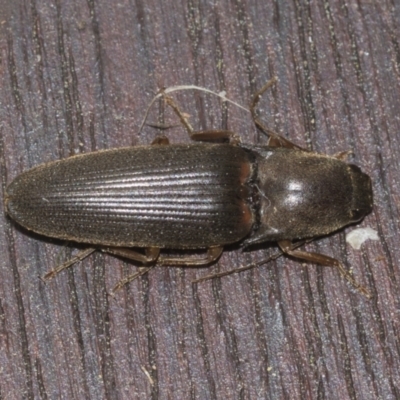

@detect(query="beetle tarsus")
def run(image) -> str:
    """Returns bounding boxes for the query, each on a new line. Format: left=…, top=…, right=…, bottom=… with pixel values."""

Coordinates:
left=111, top=266, right=155, bottom=294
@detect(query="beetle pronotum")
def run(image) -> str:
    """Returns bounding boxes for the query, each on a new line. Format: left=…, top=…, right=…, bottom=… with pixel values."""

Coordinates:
left=5, top=78, right=373, bottom=296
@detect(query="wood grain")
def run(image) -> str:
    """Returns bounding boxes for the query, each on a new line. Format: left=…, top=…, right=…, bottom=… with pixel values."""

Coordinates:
left=0, top=0, right=399, bottom=398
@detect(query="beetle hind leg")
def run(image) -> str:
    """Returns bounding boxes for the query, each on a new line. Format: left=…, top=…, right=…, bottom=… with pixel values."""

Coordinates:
left=102, top=246, right=161, bottom=263
left=157, top=246, right=223, bottom=266
left=111, top=266, right=156, bottom=293
left=101, top=247, right=160, bottom=293
left=278, top=240, right=371, bottom=298
left=105, top=246, right=223, bottom=293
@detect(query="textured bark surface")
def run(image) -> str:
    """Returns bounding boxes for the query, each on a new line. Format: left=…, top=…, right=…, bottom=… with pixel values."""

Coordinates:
left=0, top=0, right=399, bottom=399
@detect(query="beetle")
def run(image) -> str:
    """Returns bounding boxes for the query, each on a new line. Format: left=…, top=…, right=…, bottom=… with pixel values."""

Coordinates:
left=4, top=78, right=373, bottom=295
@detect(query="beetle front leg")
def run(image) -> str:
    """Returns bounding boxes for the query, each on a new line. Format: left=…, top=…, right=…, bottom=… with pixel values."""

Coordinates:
left=278, top=240, right=371, bottom=298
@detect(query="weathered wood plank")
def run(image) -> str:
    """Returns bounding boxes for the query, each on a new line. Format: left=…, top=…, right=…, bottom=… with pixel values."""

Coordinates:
left=0, top=0, right=399, bottom=398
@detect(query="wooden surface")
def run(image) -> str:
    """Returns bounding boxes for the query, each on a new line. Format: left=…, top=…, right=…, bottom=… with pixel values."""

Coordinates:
left=0, top=0, right=399, bottom=399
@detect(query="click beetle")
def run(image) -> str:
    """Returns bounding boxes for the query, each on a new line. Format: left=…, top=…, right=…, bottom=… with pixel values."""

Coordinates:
left=4, top=78, right=373, bottom=295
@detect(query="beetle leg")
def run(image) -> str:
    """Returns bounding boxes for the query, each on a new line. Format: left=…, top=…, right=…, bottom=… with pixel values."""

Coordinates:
left=43, top=248, right=96, bottom=280
left=193, top=249, right=285, bottom=282
left=157, top=246, right=223, bottom=266
left=110, top=246, right=223, bottom=293
left=251, top=77, right=306, bottom=151
left=112, top=266, right=156, bottom=293
left=162, top=94, right=239, bottom=143
left=190, top=130, right=241, bottom=143
left=192, top=241, right=309, bottom=283
left=103, top=247, right=160, bottom=293
left=98, top=247, right=160, bottom=293
left=151, top=135, right=170, bottom=145
left=161, top=93, right=194, bottom=133
left=102, top=246, right=161, bottom=264
left=266, top=135, right=305, bottom=150
left=332, top=150, right=353, bottom=160
left=278, top=240, right=371, bottom=298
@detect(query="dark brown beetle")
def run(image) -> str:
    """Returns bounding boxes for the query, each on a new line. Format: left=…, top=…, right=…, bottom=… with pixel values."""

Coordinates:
left=4, top=78, right=373, bottom=295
